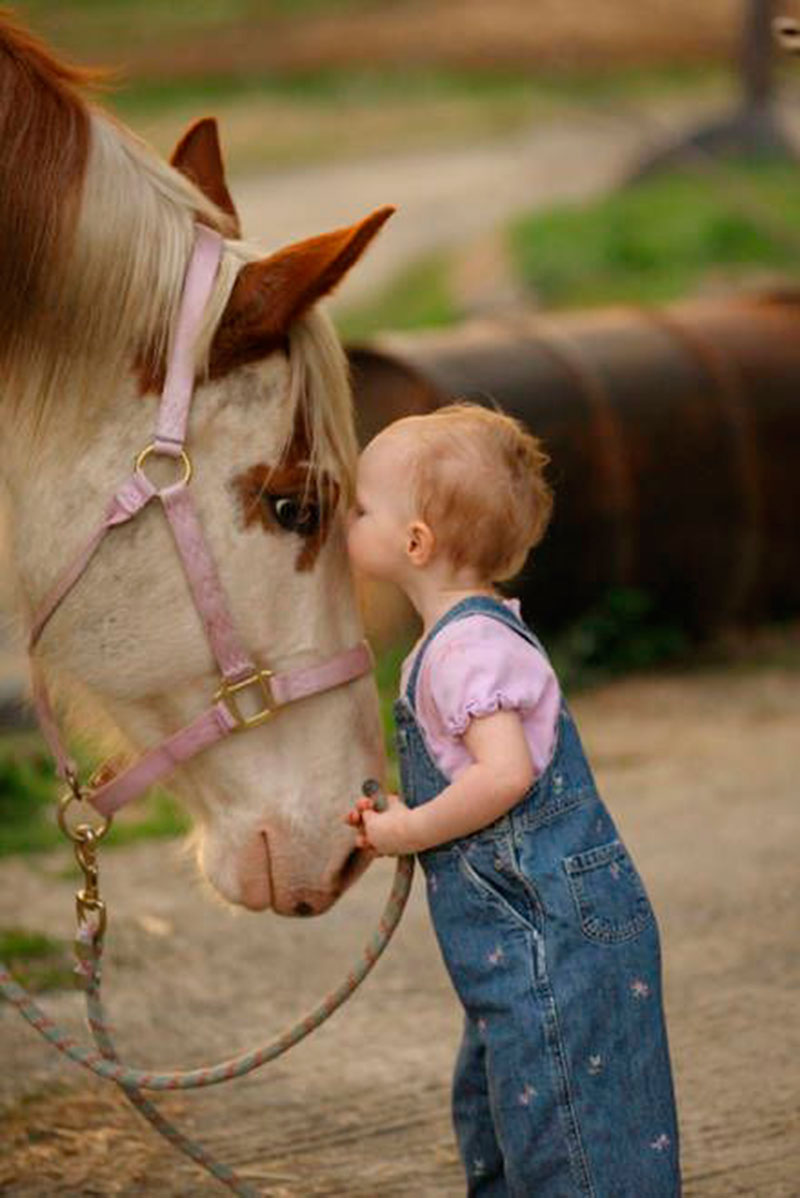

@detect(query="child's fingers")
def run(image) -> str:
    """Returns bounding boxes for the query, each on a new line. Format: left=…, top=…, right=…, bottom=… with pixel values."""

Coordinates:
left=343, top=794, right=379, bottom=826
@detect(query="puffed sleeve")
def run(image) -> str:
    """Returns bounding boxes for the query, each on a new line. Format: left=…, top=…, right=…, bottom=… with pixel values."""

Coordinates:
left=423, top=618, right=556, bottom=738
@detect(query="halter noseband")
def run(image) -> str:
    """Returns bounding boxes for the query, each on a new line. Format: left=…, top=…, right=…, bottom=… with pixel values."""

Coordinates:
left=27, top=224, right=373, bottom=821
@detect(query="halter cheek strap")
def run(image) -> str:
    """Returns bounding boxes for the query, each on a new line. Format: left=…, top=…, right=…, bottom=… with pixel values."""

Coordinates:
left=27, top=224, right=372, bottom=819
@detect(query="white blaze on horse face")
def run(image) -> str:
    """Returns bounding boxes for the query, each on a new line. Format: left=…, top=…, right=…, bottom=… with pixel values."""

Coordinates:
left=8, top=352, right=384, bottom=915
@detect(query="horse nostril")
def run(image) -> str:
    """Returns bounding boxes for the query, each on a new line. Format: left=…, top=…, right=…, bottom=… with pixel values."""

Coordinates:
left=294, top=901, right=315, bottom=917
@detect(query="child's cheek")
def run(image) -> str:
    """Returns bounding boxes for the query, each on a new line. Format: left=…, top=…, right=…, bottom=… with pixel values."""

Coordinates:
left=347, top=524, right=371, bottom=573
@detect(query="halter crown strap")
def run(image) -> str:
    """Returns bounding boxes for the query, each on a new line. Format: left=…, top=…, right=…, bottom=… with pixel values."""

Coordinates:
left=26, top=224, right=373, bottom=816
left=154, top=223, right=223, bottom=456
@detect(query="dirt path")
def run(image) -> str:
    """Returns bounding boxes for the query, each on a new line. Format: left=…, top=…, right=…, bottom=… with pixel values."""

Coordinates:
left=228, top=92, right=800, bottom=314
left=2, top=651, right=798, bottom=1195
left=230, top=97, right=697, bottom=309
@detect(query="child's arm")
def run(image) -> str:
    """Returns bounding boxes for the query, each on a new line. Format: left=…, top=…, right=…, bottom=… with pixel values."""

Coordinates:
left=353, top=709, right=535, bottom=855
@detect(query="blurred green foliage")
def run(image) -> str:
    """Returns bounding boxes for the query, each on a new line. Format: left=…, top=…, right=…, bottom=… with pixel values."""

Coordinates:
left=0, top=927, right=74, bottom=992
left=547, top=588, right=689, bottom=691
left=511, top=162, right=800, bottom=310
left=341, top=162, right=800, bottom=336
left=0, top=735, right=189, bottom=858
left=338, top=252, right=457, bottom=342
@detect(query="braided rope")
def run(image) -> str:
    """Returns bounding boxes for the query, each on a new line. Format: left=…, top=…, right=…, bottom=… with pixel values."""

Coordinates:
left=0, top=853, right=414, bottom=1193
left=0, top=855, right=413, bottom=1090
left=83, top=945, right=259, bottom=1196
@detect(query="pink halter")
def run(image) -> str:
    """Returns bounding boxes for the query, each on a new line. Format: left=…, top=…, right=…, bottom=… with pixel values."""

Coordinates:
left=28, top=224, right=372, bottom=819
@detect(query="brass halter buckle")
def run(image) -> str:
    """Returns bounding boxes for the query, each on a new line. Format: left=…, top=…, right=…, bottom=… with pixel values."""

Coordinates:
left=214, top=669, right=277, bottom=730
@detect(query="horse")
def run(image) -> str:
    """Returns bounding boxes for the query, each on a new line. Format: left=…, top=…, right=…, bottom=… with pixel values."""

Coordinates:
left=0, top=14, right=394, bottom=918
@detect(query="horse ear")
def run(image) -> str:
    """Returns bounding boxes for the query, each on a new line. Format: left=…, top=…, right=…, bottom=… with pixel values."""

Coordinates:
left=170, top=117, right=241, bottom=237
left=209, top=205, right=395, bottom=378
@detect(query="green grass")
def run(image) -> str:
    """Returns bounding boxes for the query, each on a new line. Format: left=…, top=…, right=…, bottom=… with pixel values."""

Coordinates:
left=0, top=927, right=75, bottom=992
left=0, top=735, right=189, bottom=858
left=103, top=67, right=554, bottom=174
left=0, top=737, right=64, bottom=855
left=337, top=161, right=800, bottom=337
left=510, top=162, right=800, bottom=311
left=107, top=65, right=538, bottom=118
left=338, top=252, right=457, bottom=342
left=374, top=632, right=416, bottom=791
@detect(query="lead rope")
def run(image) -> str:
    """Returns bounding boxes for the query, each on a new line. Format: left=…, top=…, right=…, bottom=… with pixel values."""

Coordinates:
left=0, top=783, right=413, bottom=1195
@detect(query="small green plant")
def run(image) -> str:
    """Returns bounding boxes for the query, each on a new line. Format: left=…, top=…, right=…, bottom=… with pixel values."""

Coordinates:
left=0, top=738, right=62, bottom=855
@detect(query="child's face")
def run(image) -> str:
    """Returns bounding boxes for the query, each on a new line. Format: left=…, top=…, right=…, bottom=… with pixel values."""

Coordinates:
left=346, top=429, right=414, bottom=583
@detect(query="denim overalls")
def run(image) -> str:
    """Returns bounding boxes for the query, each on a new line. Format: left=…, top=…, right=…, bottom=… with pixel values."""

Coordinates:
left=393, top=597, right=681, bottom=1197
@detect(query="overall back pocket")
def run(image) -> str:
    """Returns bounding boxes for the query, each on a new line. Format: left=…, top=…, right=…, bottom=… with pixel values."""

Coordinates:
left=563, top=839, right=654, bottom=944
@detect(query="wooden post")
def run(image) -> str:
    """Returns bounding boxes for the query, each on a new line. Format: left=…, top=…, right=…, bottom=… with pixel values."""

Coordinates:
left=741, top=0, right=775, bottom=115
left=630, top=0, right=794, bottom=178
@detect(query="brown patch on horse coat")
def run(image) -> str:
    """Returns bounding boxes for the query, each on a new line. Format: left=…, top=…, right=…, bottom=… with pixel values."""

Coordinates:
left=0, top=14, right=102, bottom=361
left=232, top=412, right=340, bottom=572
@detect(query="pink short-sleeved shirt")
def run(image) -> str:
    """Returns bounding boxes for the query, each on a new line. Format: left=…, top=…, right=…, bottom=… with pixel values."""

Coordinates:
left=399, top=598, right=561, bottom=783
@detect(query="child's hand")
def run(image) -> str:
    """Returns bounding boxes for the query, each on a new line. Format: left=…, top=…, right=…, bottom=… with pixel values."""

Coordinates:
left=344, top=793, right=416, bottom=856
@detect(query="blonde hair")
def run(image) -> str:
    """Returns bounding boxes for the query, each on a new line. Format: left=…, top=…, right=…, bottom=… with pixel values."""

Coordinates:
left=392, top=403, right=553, bottom=583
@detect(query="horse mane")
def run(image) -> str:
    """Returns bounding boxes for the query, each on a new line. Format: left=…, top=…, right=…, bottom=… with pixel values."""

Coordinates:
left=0, top=12, right=100, bottom=362
left=0, top=11, right=356, bottom=499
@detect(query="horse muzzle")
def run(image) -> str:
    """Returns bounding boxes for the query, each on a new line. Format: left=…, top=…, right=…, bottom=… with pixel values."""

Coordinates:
left=207, top=824, right=372, bottom=916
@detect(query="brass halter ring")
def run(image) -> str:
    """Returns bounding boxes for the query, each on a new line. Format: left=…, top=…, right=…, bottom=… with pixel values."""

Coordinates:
left=57, top=781, right=112, bottom=845
left=135, top=443, right=193, bottom=489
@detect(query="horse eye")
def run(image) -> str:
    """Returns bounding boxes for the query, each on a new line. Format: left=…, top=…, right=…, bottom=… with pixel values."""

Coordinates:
left=267, top=494, right=321, bottom=536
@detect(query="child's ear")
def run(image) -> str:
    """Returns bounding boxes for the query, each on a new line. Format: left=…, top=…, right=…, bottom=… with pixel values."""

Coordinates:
left=407, top=521, right=435, bottom=567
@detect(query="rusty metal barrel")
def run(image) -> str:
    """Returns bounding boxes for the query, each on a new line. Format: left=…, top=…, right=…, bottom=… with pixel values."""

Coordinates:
left=348, top=293, right=800, bottom=634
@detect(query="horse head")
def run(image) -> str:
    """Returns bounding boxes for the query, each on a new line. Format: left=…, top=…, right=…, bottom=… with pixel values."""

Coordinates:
left=0, top=16, right=394, bottom=916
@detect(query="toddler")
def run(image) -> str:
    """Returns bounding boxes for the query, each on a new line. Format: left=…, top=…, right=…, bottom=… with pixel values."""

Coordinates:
left=346, top=403, right=680, bottom=1197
